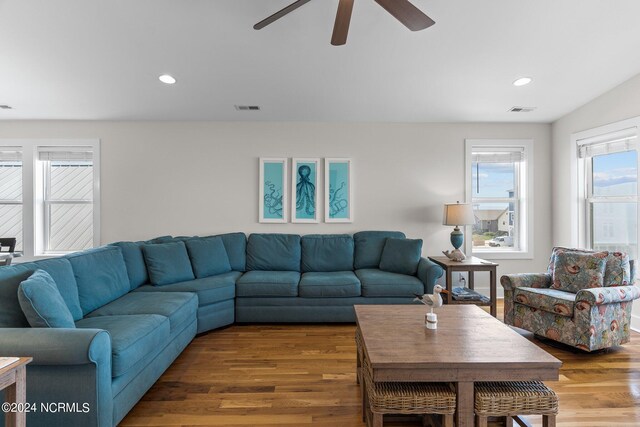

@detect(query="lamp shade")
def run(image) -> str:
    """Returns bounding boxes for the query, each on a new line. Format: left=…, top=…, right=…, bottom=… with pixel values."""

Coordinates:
left=443, top=203, right=475, bottom=226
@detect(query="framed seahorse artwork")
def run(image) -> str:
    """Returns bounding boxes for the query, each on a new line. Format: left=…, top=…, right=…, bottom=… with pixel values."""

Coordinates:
left=259, top=158, right=288, bottom=223
left=291, top=158, right=320, bottom=223
left=325, top=158, right=352, bottom=223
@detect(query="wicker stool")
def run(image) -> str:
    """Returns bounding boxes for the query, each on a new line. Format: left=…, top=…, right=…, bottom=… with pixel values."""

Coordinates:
left=362, top=357, right=455, bottom=427
left=475, top=381, right=559, bottom=427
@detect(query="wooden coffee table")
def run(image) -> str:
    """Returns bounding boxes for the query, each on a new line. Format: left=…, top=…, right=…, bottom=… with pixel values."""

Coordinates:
left=355, top=305, right=561, bottom=427
left=0, top=357, right=31, bottom=427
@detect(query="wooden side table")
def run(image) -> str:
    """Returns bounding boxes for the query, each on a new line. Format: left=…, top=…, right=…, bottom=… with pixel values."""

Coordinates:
left=1, top=357, right=32, bottom=427
left=428, top=256, right=498, bottom=317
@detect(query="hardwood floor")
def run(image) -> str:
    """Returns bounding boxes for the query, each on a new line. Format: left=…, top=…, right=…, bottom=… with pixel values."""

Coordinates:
left=121, top=303, right=640, bottom=426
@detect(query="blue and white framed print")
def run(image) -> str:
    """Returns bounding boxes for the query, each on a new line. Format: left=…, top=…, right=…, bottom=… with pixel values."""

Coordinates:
left=259, top=158, right=288, bottom=223
left=291, top=158, right=320, bottom=223
left=325, top=158, right=352, bottom=223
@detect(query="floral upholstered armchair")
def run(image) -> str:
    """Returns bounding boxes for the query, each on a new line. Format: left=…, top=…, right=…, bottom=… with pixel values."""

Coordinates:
left=501, top=247, right=640, bottom=352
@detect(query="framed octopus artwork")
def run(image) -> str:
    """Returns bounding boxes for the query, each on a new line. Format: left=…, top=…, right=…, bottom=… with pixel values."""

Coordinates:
left=325, top=158, right=353, bottom=223
left=259, top=158, right=288, bottom=223
left=291, top=158, right=320, bottom=223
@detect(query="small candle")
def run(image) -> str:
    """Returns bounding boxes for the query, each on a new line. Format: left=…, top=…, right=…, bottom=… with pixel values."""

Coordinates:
left=425, top=312, right=438, bottom=330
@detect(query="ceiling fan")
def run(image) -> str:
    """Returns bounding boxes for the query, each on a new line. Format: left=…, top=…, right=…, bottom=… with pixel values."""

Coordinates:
left=253, top=0, right=435, bottom=46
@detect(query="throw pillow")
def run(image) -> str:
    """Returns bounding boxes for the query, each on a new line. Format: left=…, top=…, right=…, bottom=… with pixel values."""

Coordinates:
left=378, top=238, right=423, bottom=276
left=142, top=241, right=195, bottom=286
left=185, top=237, right=232, bottom=278
left=17, top=270, right=76, bottom=328
left=552, top=251, right=607, bottom=293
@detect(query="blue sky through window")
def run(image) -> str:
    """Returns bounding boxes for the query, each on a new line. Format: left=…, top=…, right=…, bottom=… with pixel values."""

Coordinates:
left=472, top=162, right=515, bottom=198
left=592, top=150, right=637, bottom=196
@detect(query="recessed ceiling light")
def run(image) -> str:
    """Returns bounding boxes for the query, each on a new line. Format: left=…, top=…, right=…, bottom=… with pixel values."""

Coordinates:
left=158, top=74, right=177, bottom=85
left=513, top=77, right=533, bottom=87
left=0, top=105, right=12, bottom=110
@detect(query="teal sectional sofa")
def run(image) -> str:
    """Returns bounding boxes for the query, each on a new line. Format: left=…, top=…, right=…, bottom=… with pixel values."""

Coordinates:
left=0, top=231, right=442, bottom=427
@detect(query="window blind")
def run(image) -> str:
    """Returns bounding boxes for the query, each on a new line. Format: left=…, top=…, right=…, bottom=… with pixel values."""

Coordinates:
left=0, top=147, right=22, bottom=161
left=472, top=149, right=524, bottom=164
left=578, top=137, right=638, bottom=158
left=38, top=147, right=93, bottom=161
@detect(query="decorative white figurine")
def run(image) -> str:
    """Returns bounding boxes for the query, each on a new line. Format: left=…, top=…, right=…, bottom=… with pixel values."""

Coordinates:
left=414, top=285, right=449, bottom=330
left=442, top=249, right=466, bottom=262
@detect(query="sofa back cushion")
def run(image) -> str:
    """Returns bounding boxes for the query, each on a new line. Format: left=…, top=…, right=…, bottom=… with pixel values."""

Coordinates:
left=18, top=270, right=76, bottom=328
left=67, top=246, right=131, bottom=316
left=0, top=257, right=81, bottom=327
left=110, top=241, right=149, bottom=290
left=551, top=251, right=607, bottom=293
left=353, top=231, right=406, bottom=269
left=301, top=234, right=354, bottom=272
left=379, top=238, right=423, bottom=276
left=214, top=232, right=247, bottom=272
left=548, top=247, right=631, bottom=287
left=246, top=234, right=301, bottom=271
left=142, top=241, right=195, bottom=285
left=185, top=237, right=232, bottom=278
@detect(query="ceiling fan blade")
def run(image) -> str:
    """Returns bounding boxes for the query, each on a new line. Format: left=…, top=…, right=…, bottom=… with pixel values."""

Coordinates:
left=374, top=0, right=435, bottom=31
left=331, top=0, right=354, bottom=46
left=254, top=0, right=312, bottom=30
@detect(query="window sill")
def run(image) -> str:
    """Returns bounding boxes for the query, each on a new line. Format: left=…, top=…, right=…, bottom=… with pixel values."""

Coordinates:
left=472, top=250, right=533, bottom=260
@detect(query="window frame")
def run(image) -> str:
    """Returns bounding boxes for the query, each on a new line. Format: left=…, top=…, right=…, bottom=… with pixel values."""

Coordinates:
left=0, top=139, right=100, bottom=260
left=574, top=120, right=639, bottom=254
left=465, top=139, right=534, bottom=260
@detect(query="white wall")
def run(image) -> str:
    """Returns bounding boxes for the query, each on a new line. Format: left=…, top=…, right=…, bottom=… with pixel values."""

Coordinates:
left=0, top=121, right=552, bottom=291
left=552, top=72, right=640, bottom=329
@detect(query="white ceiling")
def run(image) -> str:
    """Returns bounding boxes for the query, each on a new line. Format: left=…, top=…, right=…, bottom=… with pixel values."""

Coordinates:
left=1, top=0, right=640, bottom=122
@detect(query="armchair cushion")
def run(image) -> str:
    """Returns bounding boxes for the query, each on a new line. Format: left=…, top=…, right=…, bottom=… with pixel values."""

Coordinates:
left=548, top=247, right=631, bottom=287
left=18, top=270, right=76, bottom=328
left=551, top=251, right=607, bottom=293
left=513, top=287, right=576, bottom=317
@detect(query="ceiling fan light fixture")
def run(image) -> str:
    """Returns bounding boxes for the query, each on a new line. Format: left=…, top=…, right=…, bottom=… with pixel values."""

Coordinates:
left=513, top=77, right=533, bottom=87
left=159, top=74, right=177, bottom=85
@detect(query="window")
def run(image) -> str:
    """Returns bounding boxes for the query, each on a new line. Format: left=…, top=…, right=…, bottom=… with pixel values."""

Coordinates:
left=0, top=148, right=23, bottom=251
left=0, top=140, right=100, bottom=259
left=465, top=139, right=533, bottom=259
left=578, top=127, right=638, bottom=259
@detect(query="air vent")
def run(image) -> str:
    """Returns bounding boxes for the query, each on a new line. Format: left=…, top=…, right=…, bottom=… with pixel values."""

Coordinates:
left=508, top=106, right=536, bottom=113
left=235, top=105, right=261, bottom=111
left=0, top=105, right=12, bottom=110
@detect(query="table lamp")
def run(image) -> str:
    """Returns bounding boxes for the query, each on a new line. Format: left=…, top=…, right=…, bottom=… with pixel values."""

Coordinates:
left=442, top=202, right=475, bottom=261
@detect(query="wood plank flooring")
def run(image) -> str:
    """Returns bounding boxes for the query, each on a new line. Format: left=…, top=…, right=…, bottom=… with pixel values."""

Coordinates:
left=120, top=303, right=640, bottom=426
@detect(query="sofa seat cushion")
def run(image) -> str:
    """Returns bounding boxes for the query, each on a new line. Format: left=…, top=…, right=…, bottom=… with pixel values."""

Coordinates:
left=76, top=314, right=170, bottom=377
left=85, top=292, right=197, bottom=335
left=299, top=271, right=361, bottom=297
left=236, top=271, right=300, bottom=297
left=356, top=269, right=425, bottom=297
left=134, top=271, right=241, bottom=306
left=513, top=287, right=576, bottom=317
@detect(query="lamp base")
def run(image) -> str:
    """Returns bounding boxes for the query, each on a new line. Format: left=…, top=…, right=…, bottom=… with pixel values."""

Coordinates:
left=442, top=248, right=467, bottom=262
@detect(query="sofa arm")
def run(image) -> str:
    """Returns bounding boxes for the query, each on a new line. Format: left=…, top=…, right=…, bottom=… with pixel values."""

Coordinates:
left=576, top=285, right=640, bottom=306
left=0, top=328, right=111, bottom=366
left=417, top=257, right=444, bottom=293
left=500, top=273, right=551, bottom=291
left=0, top=328, right=112, bottom=427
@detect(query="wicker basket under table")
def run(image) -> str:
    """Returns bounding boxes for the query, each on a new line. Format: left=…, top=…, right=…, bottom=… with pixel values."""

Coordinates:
left=362, top=356, right=456, bottom=427
left=475, top=381, right=559, bottom=427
